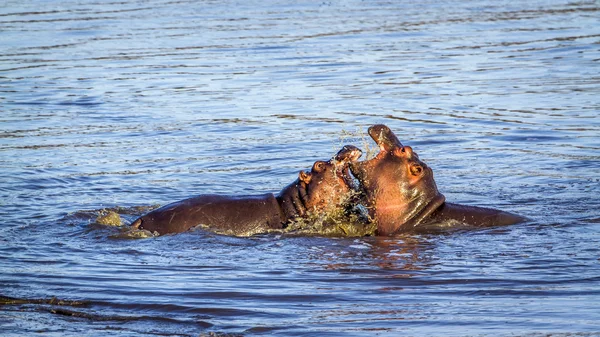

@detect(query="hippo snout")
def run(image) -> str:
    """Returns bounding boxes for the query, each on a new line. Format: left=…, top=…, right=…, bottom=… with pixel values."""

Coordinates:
left=368, top=124, right=403, bottom=151
left=368, top=124, right=391, bottom=137
left=335, top=145, right=363, bottom=162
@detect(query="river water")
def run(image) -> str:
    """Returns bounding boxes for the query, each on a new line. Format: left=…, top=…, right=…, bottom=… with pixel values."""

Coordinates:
left=1, top=0, right=599, bottom=336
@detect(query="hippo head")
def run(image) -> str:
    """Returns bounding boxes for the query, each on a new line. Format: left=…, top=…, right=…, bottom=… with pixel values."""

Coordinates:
left=350, top=125, right=445, bottom=235
left=298, top=145, right=362, bottom=214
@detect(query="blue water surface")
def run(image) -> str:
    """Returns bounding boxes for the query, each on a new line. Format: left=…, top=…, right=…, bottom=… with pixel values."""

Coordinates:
left=1, top=0, right=599, bottom=336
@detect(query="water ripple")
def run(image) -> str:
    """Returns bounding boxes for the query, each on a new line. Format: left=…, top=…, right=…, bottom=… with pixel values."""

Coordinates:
left=2, top=0, right=600, bottom=336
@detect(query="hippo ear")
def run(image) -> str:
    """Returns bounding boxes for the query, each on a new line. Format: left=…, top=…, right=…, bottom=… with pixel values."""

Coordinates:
left=313, top=161, right=327, bottom=173
left=299, top=170, right=312, bottom=184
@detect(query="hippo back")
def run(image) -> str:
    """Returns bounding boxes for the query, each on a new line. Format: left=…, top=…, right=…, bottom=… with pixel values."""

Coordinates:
left=133, top=193, right=285, bottom=235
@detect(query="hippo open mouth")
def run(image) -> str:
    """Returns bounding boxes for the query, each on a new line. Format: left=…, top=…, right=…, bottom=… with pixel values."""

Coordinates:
left=348, top=125, right=445, bottom=235
left=289, top=144, right=364, bottom=217
left=333, top=145, right=362, bottom=191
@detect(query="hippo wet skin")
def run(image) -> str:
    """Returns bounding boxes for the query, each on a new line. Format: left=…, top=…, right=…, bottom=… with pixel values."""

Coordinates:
left=131, top=145, right=362, bottom=236
left=350, top=124, right=525, bottom=235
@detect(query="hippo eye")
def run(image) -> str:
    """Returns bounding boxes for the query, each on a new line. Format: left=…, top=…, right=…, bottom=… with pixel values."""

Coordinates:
left=410, top=164, right=423, bottom=176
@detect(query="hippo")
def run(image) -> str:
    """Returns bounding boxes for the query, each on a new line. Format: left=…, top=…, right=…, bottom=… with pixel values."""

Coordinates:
left=350, top=124, right=526, bottom=235
left=130, top=145, right=362, bottom=236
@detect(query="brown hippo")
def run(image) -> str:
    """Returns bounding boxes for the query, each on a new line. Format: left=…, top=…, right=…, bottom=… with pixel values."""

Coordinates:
left=350, top=124, right=526, bottom=235
left=130, top=145, right=362, bottom=236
